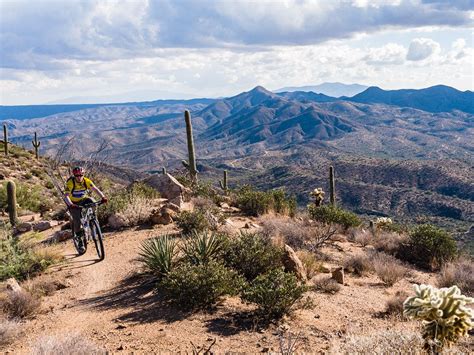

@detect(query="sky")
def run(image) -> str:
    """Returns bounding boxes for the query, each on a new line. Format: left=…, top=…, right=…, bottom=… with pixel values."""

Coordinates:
left=0, top=0, right=473, bottom=105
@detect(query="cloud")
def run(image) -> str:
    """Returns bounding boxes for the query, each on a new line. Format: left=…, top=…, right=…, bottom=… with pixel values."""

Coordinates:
left=1, top=0, right=472, bottom=71
left=364, top=43, right=407, bottom=65
left=406, top=38, right=441, bottom=61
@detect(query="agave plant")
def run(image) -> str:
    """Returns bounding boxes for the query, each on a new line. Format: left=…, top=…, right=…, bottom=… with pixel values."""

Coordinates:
left=138, top=235, right=177, bottom=277
left=182, top=231, right=225, bottom=265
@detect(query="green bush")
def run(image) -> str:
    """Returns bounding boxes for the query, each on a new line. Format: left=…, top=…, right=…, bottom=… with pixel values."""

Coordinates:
left=0, top=181, right=43, bottom=213
left=138, top=235, right=177, bottom=278
left=175, top=209, right=210, bottom=235
left=398, top=224, right=457, bottom=270
left=0, top=234, right=60, bottom=281
left=234, top=185, right=296, bottom=217
left=224, top=232, right=284, bottom=281
left=159, top=261, right=245, bottom=311
left=242, top=268, right=306, bottom=319
left=308, top=205, right=361, bottom=229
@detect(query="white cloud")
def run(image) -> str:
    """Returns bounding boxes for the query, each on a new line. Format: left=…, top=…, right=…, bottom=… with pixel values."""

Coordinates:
left=364, top=43, right=407, bottom=64
left=406, top=38, right=441, bottom=61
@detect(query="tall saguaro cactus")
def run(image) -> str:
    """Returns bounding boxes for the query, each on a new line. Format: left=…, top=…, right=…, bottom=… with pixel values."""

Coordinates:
left=219, top=170, right=228, bottom=193
left=2, top=124, right=8, bottom=156
left=182, top=110, right=198, bottom=184
left=162, top=167, right=167, bottom=175
left=32, top=132, right=41, bottom=159
left=7, top=181, right=18, bottom=226
left=329, top=166, right=336, bottom=206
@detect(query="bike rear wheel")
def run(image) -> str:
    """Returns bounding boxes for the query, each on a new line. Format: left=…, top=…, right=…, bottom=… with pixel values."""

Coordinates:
left=90, top=218, right=105, bottom=261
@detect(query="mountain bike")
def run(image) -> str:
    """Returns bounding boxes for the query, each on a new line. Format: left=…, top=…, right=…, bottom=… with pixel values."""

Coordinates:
left=72, top=201, right=105, bottom=261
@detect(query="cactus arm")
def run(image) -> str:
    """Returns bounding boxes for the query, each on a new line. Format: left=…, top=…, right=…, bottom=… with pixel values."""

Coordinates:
left=2, top=124, right=8, bottom=156
left=329, top=166, right=335, bottom=206
left=32, top=132, right=41, bottom=159
left=219, top=170, right=228, bottom=191
left=184, top=110, right=198, bottom=184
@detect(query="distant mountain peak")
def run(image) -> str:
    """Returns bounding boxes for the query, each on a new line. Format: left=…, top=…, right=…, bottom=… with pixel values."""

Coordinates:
left=274, top=82, right=368, bottom=98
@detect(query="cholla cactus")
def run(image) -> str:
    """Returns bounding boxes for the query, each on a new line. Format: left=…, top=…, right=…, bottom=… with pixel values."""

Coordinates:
left=403, top=284, right=474, bottom=351
left=375, top=217, right=393, bottom=229
left=309, top=188, right=325, bottom=207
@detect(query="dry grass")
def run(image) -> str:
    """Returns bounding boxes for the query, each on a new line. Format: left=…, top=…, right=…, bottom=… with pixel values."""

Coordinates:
left=330, top=329, right=425, bottom=354
left=32, top=333, right=106, bottom=355
left=313, top=277, right=341, bottom=294
left=372, top=252, right=407, bottom=286
left=353, top=229, right=373, bottom=247
left=372, top=231, right=408, bottom=255
left=24, top=277, right=63, bottom=297
left=0, top=318, right=21, bottom=346
left=296, top=250, right=324, bottom=279
left=191, top=197, right=216, bottom=210
left=343, top=253, right=373, bottom=276
left=109, top=196, right=153, bottom=228
left=438, top=258, right=474, bottom=296
left=259, top=215, right=339, bottom=251
left=0, top=290, right=41, bottom=319
left=384, top=291, right=409, bottom=319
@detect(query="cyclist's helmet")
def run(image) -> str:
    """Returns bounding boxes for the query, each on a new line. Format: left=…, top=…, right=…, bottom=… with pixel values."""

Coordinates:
left=72, top=166, right=85, bottom=176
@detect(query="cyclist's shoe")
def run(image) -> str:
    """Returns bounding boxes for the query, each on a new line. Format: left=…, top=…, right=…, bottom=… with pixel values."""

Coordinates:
left=75, top=230, right=86, bottom=254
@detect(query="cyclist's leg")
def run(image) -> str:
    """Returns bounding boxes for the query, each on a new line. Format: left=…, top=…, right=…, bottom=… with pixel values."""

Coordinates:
left=69, top=206, right=82, bottom=236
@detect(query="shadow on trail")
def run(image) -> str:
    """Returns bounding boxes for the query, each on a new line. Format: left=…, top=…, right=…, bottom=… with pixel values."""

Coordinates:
left=80, top=273, right=188, bottom=324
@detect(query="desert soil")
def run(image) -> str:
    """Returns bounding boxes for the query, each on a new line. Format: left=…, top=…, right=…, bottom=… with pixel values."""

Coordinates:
left=3, top=221, right=473, bottom=354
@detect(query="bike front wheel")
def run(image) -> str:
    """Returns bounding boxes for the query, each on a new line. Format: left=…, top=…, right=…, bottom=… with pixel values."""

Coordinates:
left=90, top=219, right=105, bottom=261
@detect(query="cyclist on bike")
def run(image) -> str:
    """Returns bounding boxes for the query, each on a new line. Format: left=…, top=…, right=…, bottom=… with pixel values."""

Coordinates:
left=64, top=166, right=108, bottom=252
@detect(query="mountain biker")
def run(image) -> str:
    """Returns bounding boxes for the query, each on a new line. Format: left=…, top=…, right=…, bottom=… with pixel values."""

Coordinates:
left=64, top=166, right=108, bottom=252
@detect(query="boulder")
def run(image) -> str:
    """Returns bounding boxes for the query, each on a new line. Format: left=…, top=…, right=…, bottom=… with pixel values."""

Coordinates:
left=15, top=222, right=33, bottom=233
left=52, top=230, right=73, bottom=242
left=150, top=207, right=178, bottom=225
left=282, top=244, right=307, bottom=282
left=6, top=278, right=23, bottom=293
left=33, top=221, right=53, bottom=232
left=142, top=173, right=191, bottom=208
left=108, top=214, right=126, bottom=229
left=161, top=202, right=181, bottom=213
left=331, top=267, right=345, bottom=285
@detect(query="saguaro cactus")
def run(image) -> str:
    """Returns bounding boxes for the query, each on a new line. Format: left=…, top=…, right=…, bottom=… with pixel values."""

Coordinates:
left=7, top=181, right=18, bottom=226
left=182, top=110, right=198, bottom=184
left=219, top=170, right=228, bottom=192
left=329, top=166, right=336, bottom=206
left=2, top=124, right=8, bottom=156
left=32, top=132, right=41, bottom=159
left=162, top=167, right=167, bottom=175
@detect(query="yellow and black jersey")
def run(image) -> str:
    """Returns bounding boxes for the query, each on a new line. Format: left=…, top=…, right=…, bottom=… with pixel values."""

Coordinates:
left=65, top=177, right=95, bottom=203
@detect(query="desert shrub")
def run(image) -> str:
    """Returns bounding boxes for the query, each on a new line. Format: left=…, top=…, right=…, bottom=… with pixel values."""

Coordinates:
left=224, top=231, right=284, bottom=281
left=384, top=291, right=409, bottom=318
left=372, top=252, right=407, bottom=286
left=138, top=235, right=177, bottom=277
left=296, top=250, right=324, bottom=279
left=0, top=318, right=21, bottom=346
left=0, top=236, right=62, bottom=281
left=234, top=185, right=296, bottom=217
left=182, top=231, right=228, bottom=265
left=438, top=258, right=474, bottom=296
left=32, top=333, right=106, bottom=355
left=260, top=216, right=339, bottom=251
left=398, top=224, right=457, bottom=270
left=44, top=181, right=54, bottom=190
left=97, top=182, right=159, bottom=227
left=307, top=205, right=361, bottom=229
left=343, top=253, right=373, bottom=276
left=241, top=268, right=306, bottom=319
left=353, top=229, right=373, bottom=247
left=372, top=231, right=408, bottom=255
left=24, top=278, right=61, bottom=297
left=175, top=209, right=210, bottom=235
left=331, top=329, right=424, bottom=354
left=0, top=181, right=43, bottom=213
left=159, top=261, right=244, bottom=311
left=1, top=290, right=41, bottom=319
left=312, top=277, right=341, bottom=294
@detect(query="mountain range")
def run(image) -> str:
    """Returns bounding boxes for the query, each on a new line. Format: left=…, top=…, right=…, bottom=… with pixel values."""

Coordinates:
left=1, top=84, right=473, bottom=232
left=275, top=82, right=368, bottom=97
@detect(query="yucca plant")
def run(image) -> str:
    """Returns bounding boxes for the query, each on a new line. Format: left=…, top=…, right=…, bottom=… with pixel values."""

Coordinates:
left=138, top=235, right=177, bottom=277
left=182, top=231, right=226, bottom=265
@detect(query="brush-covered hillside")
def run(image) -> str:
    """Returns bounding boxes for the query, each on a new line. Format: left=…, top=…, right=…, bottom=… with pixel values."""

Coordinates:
left=1, top=144, right=473, bottom=353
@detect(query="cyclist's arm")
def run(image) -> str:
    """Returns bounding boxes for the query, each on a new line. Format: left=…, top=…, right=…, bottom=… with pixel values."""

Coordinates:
left=64, top=180, right=75, bottom=207
left=91, top=185, right=106, bottom=199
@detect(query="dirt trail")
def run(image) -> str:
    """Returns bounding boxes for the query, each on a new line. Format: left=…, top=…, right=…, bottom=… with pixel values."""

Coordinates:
left=5, top=223, right=472, bottom=354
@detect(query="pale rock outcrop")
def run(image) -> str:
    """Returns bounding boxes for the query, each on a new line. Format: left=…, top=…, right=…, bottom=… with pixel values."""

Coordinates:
left=282, top=244, right=307, bottom=282
left=142, top=173, right=191, bottom=207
